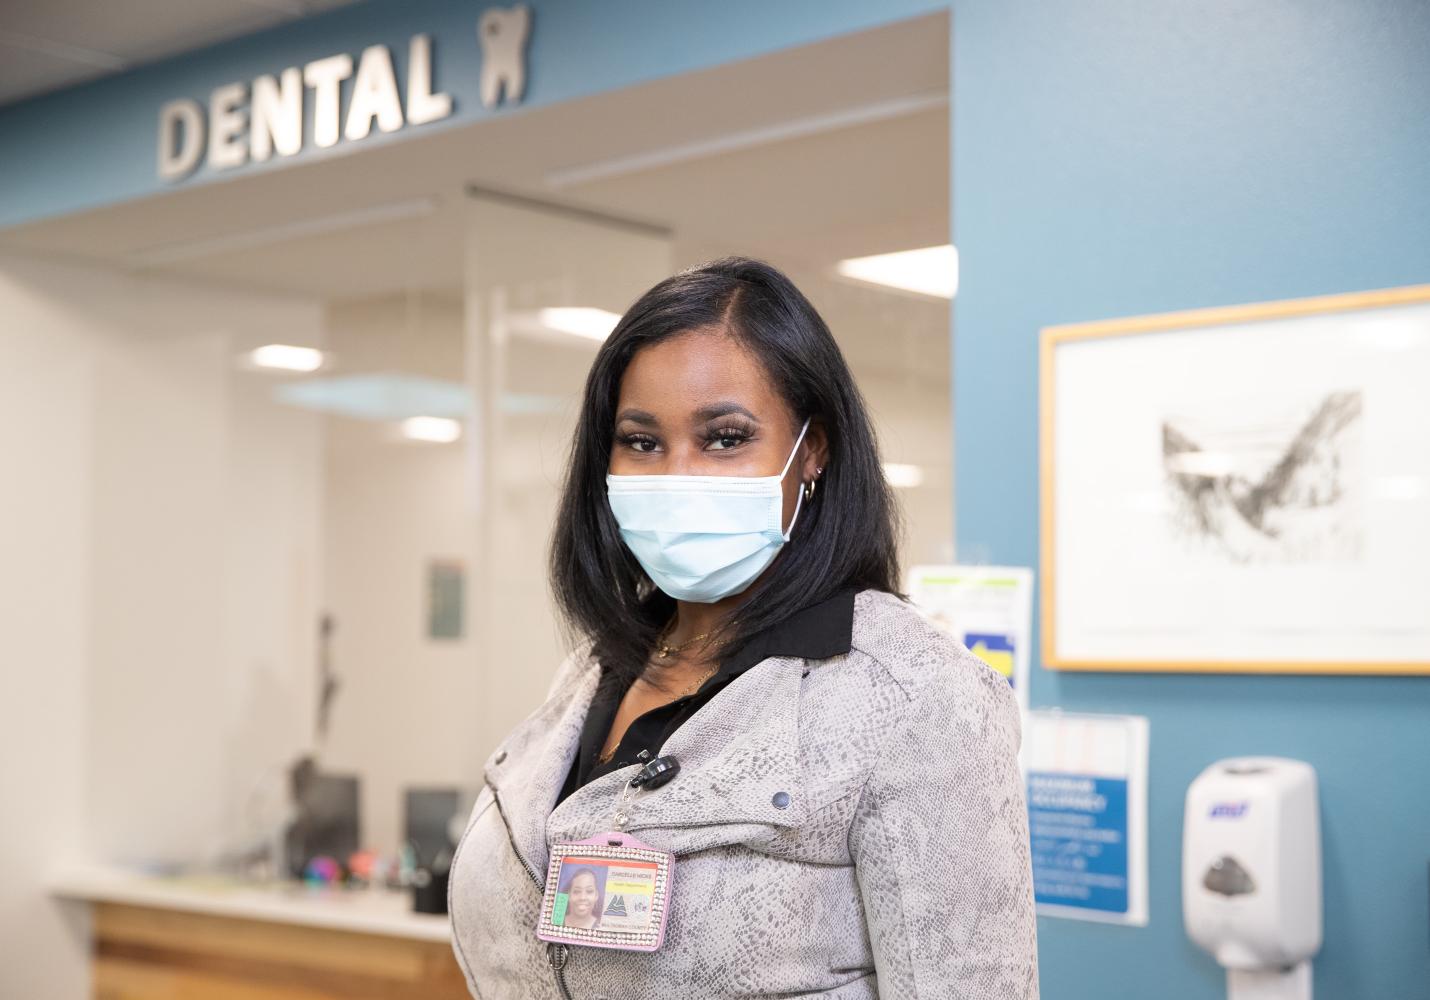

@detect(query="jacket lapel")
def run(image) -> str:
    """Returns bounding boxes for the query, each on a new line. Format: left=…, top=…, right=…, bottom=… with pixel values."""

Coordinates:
left=616, top=657, right=809, bottom=842
left=484, top=657, right=598, bottom=881
left=505, top=654, right=810, bottom=866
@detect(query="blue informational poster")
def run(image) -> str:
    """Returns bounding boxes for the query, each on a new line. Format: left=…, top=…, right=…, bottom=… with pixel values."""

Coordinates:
left=1027, top=772, right=1130, bottom=915
left=1023, top=712, right=1149, bottom=925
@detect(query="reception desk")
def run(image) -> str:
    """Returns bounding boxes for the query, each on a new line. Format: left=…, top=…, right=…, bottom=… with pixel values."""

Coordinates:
left=51, top=866, right=469, bottom=1000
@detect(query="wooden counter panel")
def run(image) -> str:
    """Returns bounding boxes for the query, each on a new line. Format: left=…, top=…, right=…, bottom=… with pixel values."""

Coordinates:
left=93, top=903, right=469, bottom=1000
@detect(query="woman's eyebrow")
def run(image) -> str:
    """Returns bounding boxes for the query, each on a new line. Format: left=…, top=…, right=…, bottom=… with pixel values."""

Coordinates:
left=615, top=408, right=659, bottom=426
left=692, top=402, right=759, bottom=423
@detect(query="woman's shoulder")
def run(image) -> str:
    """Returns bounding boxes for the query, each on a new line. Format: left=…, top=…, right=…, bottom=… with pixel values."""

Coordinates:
left=796, top=590, right=1021, bottom=808
left=848, top=587, right=1015, bottom=713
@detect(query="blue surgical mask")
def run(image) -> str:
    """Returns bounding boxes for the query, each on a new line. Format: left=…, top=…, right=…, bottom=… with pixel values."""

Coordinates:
left=606, top=418, right=812, bottom=603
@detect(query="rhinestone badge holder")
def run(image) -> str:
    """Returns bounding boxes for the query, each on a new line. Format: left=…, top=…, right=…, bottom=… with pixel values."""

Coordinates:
left=535, top=775, right=676, bottom=952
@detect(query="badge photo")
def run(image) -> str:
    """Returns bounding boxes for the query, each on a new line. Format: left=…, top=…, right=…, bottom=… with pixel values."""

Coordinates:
left=536, top=833, right=675, bottom=952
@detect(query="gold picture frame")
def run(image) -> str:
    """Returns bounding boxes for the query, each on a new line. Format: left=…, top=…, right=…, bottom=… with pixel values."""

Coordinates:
left=1040, top=283, right=1430, bottom=674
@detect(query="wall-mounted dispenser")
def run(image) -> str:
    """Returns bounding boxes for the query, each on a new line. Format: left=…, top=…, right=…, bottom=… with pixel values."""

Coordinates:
left=1183, top=757, right=1321, bottom=1000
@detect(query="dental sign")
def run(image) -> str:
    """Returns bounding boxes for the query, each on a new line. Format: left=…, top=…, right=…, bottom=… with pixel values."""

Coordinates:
left=156, top=4, right=531, bottom=182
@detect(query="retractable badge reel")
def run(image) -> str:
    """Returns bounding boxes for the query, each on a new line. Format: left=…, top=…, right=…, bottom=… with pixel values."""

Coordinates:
left=536, top=757, right=679, bottom=952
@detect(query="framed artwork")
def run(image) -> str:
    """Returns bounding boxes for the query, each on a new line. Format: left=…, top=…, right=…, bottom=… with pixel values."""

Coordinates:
left=1040, top=284, right=1430, bottom=674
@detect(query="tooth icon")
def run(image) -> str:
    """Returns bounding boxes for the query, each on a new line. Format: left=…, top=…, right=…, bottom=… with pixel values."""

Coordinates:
left=478, top=4, right=532, bottom=109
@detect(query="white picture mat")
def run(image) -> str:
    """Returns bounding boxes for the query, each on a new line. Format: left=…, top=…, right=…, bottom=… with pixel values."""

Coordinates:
left=1052, top=301, right=1430, bottom=664
left=1023, top=711, right=1149, bottom=926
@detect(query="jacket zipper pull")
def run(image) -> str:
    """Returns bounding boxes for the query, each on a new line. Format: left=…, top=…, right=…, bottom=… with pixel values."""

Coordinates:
left=546, top=943, right=573, bottom=1000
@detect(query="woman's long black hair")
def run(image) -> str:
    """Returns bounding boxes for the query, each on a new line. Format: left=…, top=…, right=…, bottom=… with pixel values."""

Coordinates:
left=549, top=256, right=901, bottom=687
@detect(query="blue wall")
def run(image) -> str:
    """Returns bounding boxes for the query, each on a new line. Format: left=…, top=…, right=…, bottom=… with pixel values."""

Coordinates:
left=952, top=2, right=1430, bottom=997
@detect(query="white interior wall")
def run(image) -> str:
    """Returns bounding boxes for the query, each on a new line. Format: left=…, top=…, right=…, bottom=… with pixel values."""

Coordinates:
left=0, top=254, right=99, bottom=1000
left=0, top=252, right=323, bottom=1000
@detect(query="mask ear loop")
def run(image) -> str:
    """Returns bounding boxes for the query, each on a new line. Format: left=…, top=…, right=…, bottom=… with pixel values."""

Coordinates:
left=779, top=418, right=812, bottom=542
left=778, top=418, right=812, bottom=481
left=782, top=482, right=805, bottom=542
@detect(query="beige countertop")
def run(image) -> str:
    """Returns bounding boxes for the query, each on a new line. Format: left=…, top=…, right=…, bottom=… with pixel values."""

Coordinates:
left=48, top=863, right=452, bottom=942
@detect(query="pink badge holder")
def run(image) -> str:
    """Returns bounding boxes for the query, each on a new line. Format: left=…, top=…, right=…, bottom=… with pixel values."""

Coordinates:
left=536, top=831, right=675, bottom=952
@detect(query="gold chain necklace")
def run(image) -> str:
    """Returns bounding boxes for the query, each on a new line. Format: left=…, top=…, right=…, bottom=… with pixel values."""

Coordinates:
left=655, top=625, right=725, bottom=661
left=671, top=661, right=721, bottom=697
left=596, top=627, right=725, bottom=765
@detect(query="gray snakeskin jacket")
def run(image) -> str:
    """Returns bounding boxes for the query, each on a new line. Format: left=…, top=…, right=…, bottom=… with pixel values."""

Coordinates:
left=449, top=589, right=1039, bottom=999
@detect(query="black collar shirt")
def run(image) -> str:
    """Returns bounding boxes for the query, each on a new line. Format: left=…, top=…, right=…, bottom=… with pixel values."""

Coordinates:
left=557, top=588, right=857, bottom=805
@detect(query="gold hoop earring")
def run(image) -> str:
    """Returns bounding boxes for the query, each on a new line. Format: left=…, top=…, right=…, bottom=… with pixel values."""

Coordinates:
left=803, top=479, right=817, bottom=502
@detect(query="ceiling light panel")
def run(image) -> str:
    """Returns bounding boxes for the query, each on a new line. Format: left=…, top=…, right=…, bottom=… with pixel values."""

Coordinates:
left=248, top=344, right=326, bottom=371
left=836, top=245, right=958, bottom=299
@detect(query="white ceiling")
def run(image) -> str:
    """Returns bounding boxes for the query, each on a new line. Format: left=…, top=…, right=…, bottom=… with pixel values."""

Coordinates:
left=0, top=0, right=356, bottom=106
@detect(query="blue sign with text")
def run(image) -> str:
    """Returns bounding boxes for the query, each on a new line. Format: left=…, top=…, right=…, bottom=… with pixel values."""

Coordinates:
left=1027, top=771, right=1129, bottom=915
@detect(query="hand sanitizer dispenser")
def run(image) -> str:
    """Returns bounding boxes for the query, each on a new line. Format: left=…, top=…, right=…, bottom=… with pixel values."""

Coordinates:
left=1183, top=757, right=1321, bottom=1000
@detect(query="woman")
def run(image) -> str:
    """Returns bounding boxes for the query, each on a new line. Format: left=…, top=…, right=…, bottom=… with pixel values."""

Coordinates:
left=449, top=257, right=1038, bottom=999
left=559, top=868, right=603, bottom=931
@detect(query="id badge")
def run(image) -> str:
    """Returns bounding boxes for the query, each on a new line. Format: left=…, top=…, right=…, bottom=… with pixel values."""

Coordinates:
left=535, top=832, right=674, bottom=952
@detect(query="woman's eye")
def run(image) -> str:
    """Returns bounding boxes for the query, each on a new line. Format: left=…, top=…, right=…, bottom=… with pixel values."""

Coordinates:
left=706, top=428, right=750, bottom=451
left=621, top=433, right=659, bottom=453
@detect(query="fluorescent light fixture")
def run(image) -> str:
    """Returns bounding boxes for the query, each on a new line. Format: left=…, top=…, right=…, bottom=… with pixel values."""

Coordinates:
left=537, top=307, right=622, bottom=341
left=883, top=463, right=925, bottom=489
left=836, top=245, right=958, bottom=299
left=401, top=416, right=462, bottom=443
left=249, top=344, right=326, bottom=371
